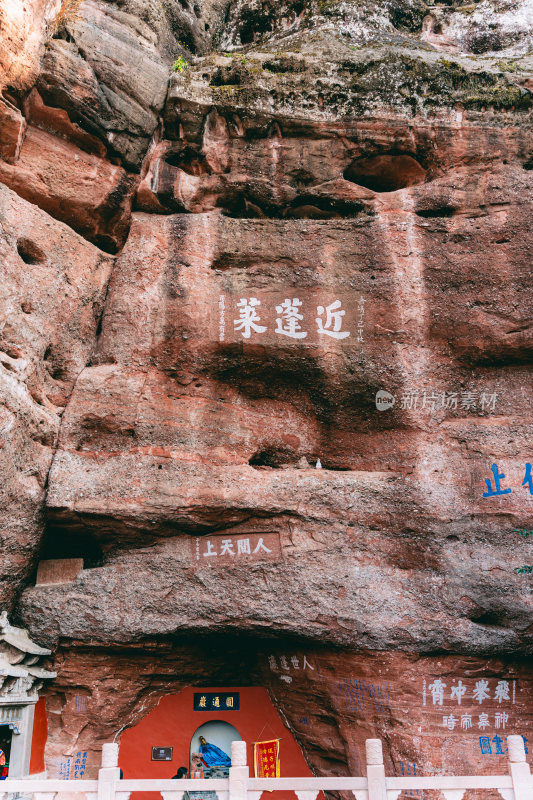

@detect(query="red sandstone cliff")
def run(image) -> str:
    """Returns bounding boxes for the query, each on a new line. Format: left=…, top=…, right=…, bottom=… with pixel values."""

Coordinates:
left=0, top=0, right=532, bottom=787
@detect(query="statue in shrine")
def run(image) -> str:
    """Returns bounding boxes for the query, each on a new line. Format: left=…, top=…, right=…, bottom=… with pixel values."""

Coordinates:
left=198, top=736, right=231, bottom=767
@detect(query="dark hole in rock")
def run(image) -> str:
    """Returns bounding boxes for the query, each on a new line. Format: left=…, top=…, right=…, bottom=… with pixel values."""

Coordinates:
left=95, top=234, right=119, bottom=255
left=469, top=30, right=504, bottom=54
left=17, top=237, right=46, bottom=264
left=220, top=196, right=269, bottom=219
left=523, top=157, right=533, bottom=170
left=238, top=5, right=275, bottom=44
left=175, top=29, right=196, bottom=53
left=290, top=170, right=315, bottom=189
left=239, top=25, right=254, bottom=44
left=210, top=67, right=241, bottom=87
left=95, top=312, right=104, bottom=339
left=416, top=207, right=455, bottom=218
left=389, top=4, right=427, bottom=32
left=469, top=610, right=501, bottom=626
left=344, top=154, right=427, bottom=193
left=164, top=151, right=185, bottom=168
left=263, top=57, right=306, bottom=74
left=285, top=204, right=339, bottom=220
left=249, top=447, right=296, bottom=468
left=43, top=342, right=66, bottom=381
left=220, top=194, right=365, bottom=220
left=286, top=195, right=364, bottom=219
left=165, top=147, right=209, bottom=175
left=1, top=343, right=22, bottom=359
left=40, top=527, right=104, bottom=568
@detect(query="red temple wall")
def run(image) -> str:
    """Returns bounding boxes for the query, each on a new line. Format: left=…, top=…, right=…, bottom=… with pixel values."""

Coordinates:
left=29, top=697, right=48, bottom=774
left=119, top=686, right=313, bottom=800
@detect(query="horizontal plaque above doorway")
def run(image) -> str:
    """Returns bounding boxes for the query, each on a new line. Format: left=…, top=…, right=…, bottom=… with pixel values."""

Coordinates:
left=194, top=692, right=240, bottom=711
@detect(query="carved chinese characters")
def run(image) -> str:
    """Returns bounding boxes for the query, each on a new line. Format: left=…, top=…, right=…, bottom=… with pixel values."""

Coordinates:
left=217, top=292, right=363, bottom=346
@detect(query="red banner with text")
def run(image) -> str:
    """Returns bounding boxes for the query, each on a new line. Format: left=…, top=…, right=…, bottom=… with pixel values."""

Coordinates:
left=254, top=739, right=280, bottom=778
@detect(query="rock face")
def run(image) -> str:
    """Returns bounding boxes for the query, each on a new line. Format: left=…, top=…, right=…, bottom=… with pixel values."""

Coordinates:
left=0, top=0, right=59, bottom=93
left=0, top=182, right=113, bottom=609
left=0, top=0, right=532, bottom=787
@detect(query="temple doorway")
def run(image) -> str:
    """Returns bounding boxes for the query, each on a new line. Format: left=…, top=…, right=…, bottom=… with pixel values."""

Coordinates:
left=190, top=720, right=241, bottom=777
left=0, top=726, right=11, bottom=779
left=119, top=685, right=314, bottom=800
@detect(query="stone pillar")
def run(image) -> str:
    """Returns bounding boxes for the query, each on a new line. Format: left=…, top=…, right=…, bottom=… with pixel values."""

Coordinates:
left=507, top=735, right=532, bottom=800
left=229, top=741, right=248, bottom=800
left=102, top=743, right=119, bottom=768
left=98, top=744, right=121, bottom=800
left=7, top=703, right=35, bottom=777
left=365, top=739, right=387, bottom=800
left=231, top=741, right=247, bottom=767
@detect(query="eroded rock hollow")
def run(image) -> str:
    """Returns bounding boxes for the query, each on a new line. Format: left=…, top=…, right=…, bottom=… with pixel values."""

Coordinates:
left=0, top=0, right=532, bottom=790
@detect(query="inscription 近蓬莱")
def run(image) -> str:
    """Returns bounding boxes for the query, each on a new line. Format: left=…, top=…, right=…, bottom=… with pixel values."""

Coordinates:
left=215, top=290, right=364, bottom=346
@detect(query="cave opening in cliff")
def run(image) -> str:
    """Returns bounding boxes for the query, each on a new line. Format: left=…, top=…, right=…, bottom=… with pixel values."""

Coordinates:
left=343, top=153, right=427, bottom=192
left=39, top=525, right=103, bottom=568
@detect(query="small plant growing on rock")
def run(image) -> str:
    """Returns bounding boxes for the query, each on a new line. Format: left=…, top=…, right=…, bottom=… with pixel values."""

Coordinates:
left=172, top=56, right=189, bottom=73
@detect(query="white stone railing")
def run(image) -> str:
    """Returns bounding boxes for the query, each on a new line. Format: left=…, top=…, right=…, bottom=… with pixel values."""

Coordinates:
left=1, top=736, right=531, bottom=800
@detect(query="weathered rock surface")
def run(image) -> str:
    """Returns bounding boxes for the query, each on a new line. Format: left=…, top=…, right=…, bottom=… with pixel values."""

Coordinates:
left=35, top=0, right=232, bottom=171
left=0, top=0, right=58, bottom=93
left=0, top=0, right=532, bottom=785
left=0, top=182, right=113, bottom=609
left=0, top=122, right=136, bottom=252
left=18, top=179, right=533, bottom=653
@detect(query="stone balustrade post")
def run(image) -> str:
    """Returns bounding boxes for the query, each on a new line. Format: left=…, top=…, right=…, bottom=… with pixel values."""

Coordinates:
left=507, top=735, right=532, bottom=800
left=365, top=739, right=387, bottom=800
left=98, top=744, right=121, bottom=800
left=229, top=741, right=248, bottom=800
